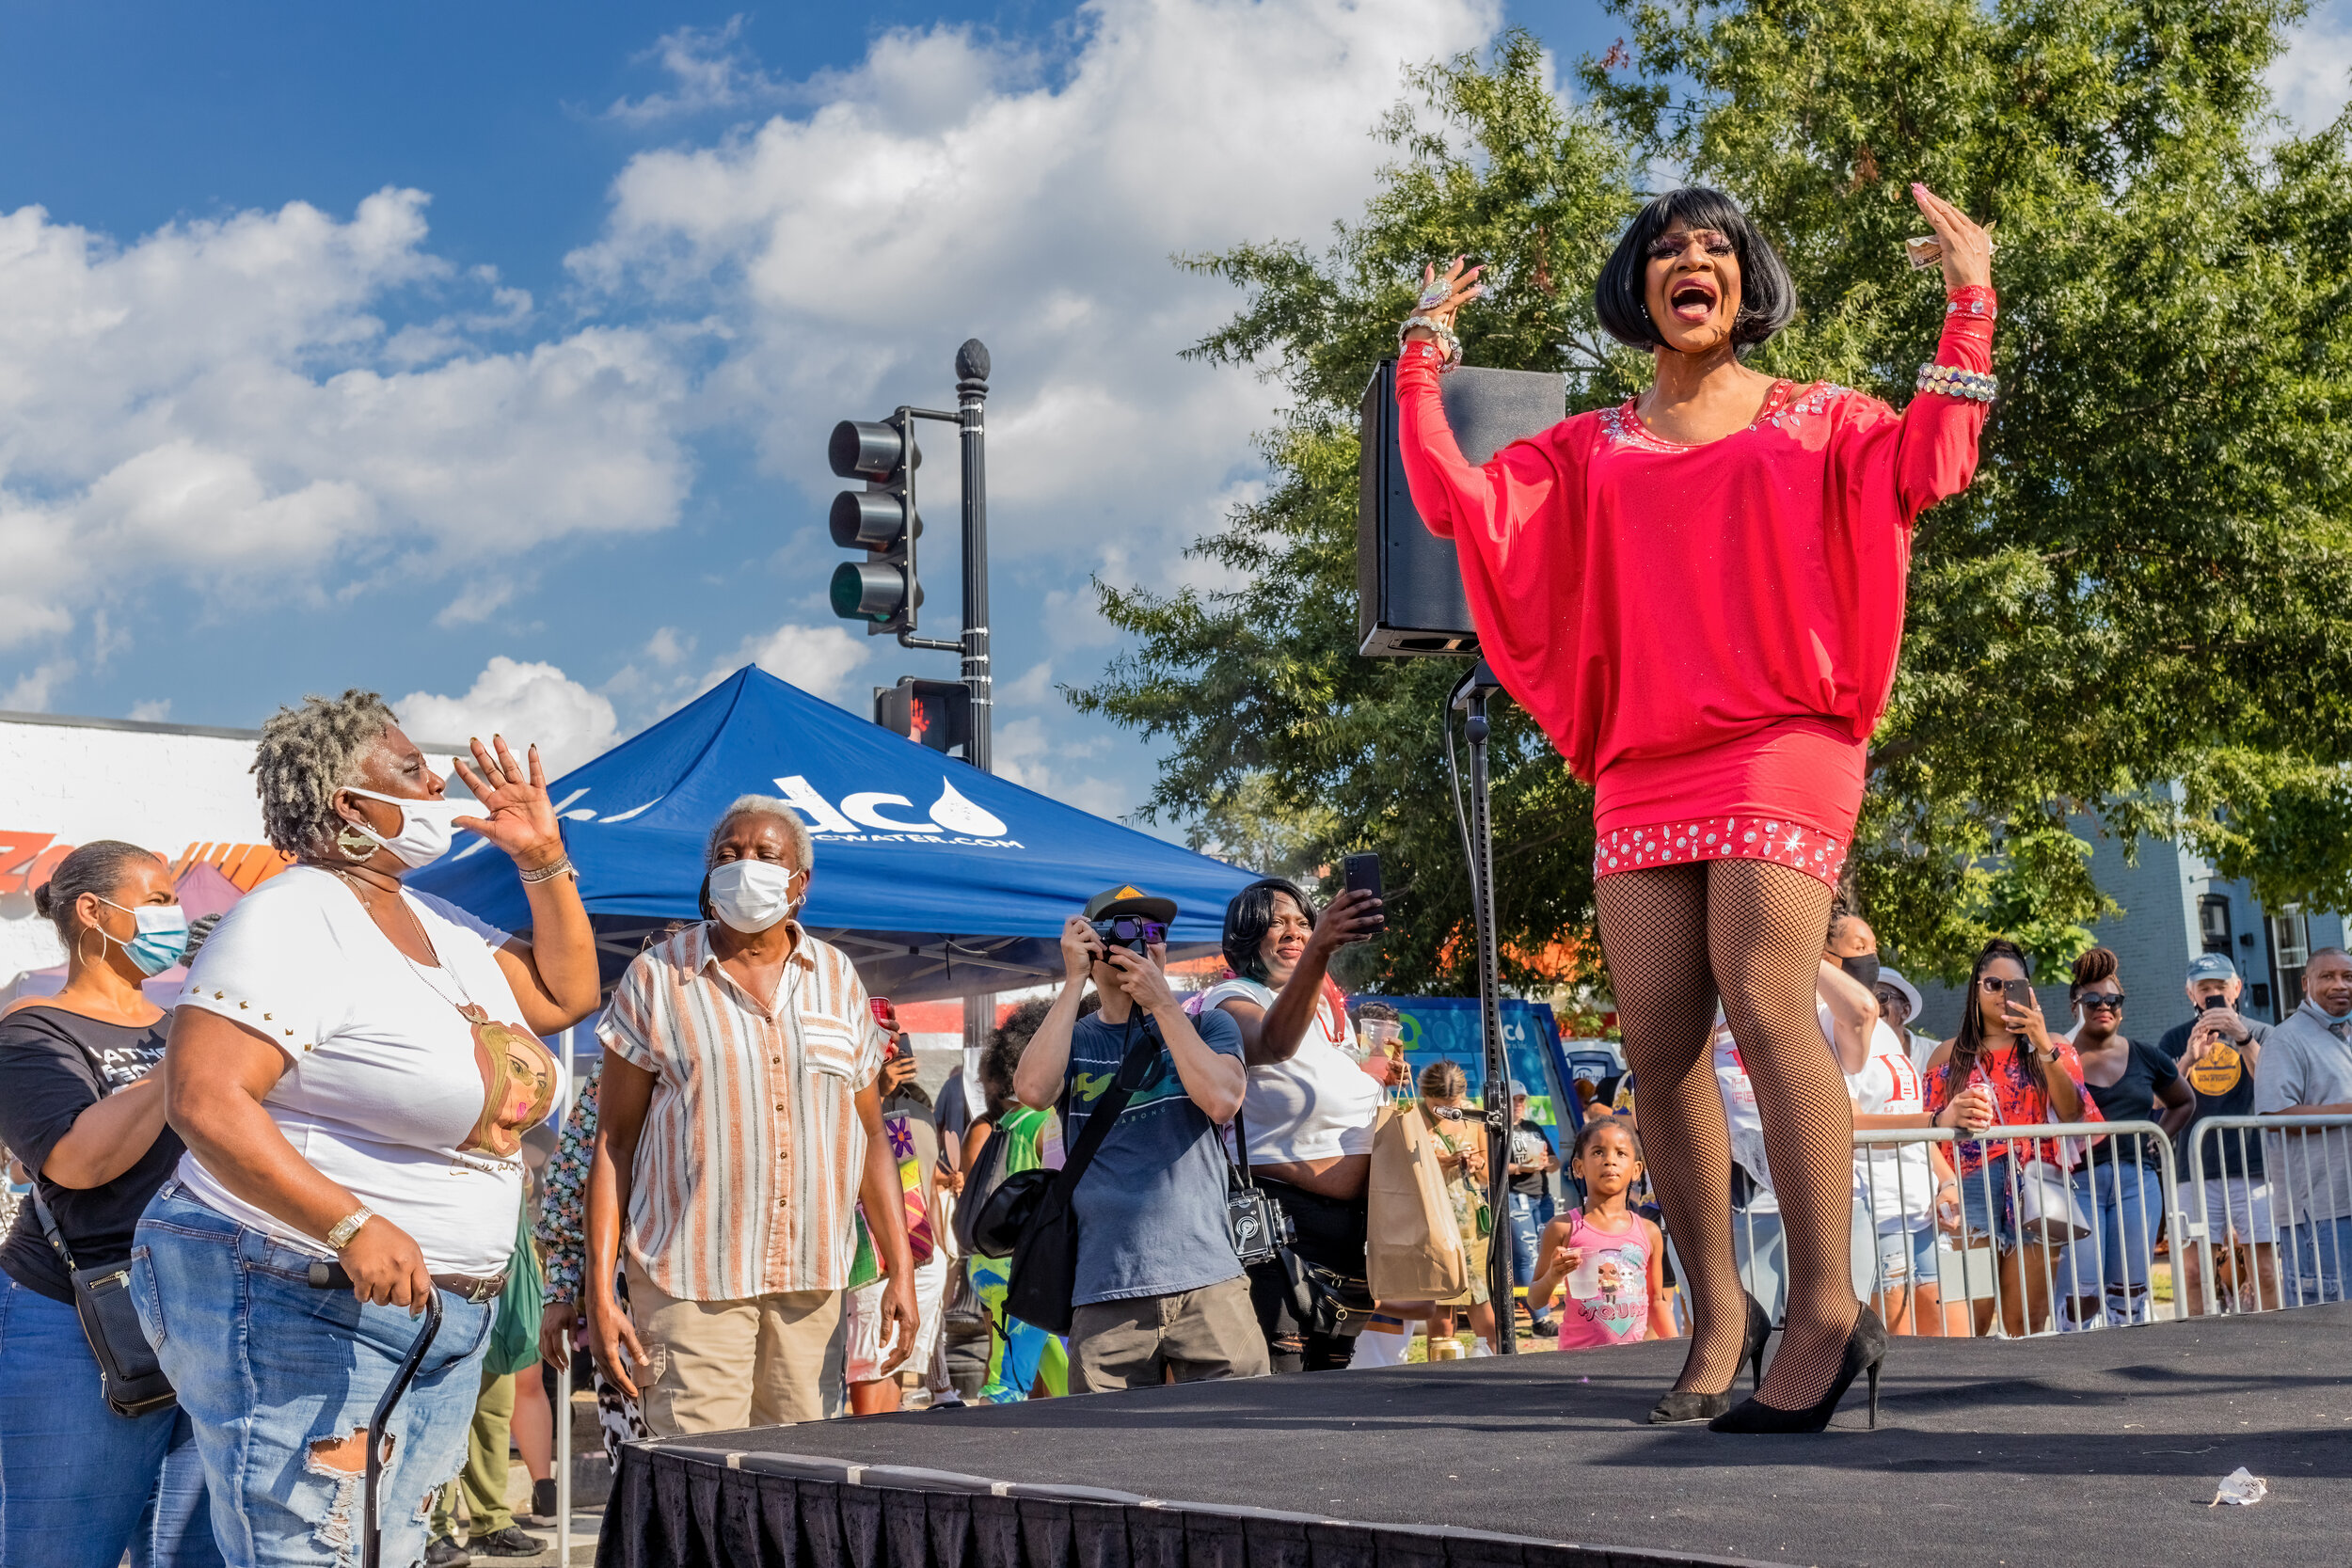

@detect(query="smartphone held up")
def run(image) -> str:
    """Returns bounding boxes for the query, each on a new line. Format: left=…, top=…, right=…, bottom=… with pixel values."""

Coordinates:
left=1342, top=852, right=1385, bottom=934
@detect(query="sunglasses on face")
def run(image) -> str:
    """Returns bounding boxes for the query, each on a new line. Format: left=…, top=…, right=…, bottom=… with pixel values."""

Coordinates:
left=1646, top=229, right=1736, bottom=261
left=1977, top=975, right=2022, bottom=992
left=2077, top=992, right=2127, bottom=1011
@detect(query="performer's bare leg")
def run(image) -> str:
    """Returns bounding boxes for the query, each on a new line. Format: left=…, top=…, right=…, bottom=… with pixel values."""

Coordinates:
left=1708, top=860, right=1859, bottom=1407
left=1595, top=863, right=1742, bottom=1394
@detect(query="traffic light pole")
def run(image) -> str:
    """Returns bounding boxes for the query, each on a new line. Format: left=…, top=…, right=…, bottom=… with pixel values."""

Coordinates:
left=956, top=340, right=991, bottom=773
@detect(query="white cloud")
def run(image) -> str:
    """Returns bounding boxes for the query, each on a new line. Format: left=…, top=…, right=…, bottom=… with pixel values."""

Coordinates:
left=568, top=0, right=1499, bottom=574
left=436, top=578, right=518, bottom=627
left=1000, top=660, right=1054, bottom=706
left=2, top=658, right=74, bottom=712
left=993, top=714, right=1125, bottom=817
left=2272, top=0, right=2352, bottom=134
left=0, top=189, right=692, bottom=652
left=644, top=626, right=693, bottom=666
left=605, top=15, right=793, bottom=125
left=395, top=656, right=623, bottom=779
left=127, top=698, right=172, bottom=721
left=707, top=621, right=874, bottom=707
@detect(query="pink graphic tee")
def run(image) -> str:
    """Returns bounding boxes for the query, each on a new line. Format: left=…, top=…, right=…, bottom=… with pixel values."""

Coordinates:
left=1553, top=1207, right=1653, bottom=1351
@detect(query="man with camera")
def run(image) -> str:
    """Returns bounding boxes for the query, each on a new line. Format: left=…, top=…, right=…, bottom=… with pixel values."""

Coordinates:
left=2157, top=953, right=2279, bottom=1313
left=1013, top=886, right=1268, bottom=1390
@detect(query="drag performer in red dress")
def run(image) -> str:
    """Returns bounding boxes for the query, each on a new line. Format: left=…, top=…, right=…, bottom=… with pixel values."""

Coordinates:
left=1398, top=183, right=1994, bottom=1432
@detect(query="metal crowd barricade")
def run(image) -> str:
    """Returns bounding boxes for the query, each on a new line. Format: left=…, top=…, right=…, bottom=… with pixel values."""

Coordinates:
left=1826, top=1122, right=2185, bottom=1337
left=2184, top=1114, right=2352, bottom=1316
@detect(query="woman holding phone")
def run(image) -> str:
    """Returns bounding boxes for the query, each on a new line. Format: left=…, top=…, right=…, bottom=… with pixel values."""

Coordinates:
left=1199, top=877, right=1389, bottom=1372
left=1400, top=182, right=1995, bottom=1429
left=1922, top=939, right=2100, bottom=1336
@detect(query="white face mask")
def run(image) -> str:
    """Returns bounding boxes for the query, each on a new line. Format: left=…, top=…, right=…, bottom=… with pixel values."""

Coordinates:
left=342, top=786, right=468, bottom=869
left=706, top=859, right=803, bottom=934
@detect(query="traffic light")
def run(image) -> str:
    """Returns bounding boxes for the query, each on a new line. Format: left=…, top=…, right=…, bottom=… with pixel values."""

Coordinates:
left=828, top=417, right=922, bottom=633
left=874, top=676, right=971, bottom=755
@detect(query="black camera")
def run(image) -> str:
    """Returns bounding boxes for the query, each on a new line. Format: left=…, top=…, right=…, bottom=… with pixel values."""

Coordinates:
left=1226, top=1185, right=1295, bottom=1266
left=1090, top=914, right=1167, bottom=958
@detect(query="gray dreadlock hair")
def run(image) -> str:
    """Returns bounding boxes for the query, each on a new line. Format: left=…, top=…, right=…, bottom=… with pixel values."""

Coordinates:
left=252, top=689, right=400, bottom=859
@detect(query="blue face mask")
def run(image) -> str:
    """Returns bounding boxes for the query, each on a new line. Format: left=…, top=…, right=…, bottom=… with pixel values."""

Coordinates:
left=99, top=899, right=191, bottom=977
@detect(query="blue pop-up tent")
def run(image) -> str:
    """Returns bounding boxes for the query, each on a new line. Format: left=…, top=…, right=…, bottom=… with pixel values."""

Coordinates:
left=408, top=666, right=1259, bottom=1001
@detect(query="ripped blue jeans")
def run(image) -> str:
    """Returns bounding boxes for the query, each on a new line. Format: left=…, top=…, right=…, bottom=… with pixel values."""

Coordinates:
left=131, top=1181, right=494, bottom=1568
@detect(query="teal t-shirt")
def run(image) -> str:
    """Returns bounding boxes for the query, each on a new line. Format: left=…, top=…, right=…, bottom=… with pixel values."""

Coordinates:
left=1061, top=1006, right=1246, bottom=1306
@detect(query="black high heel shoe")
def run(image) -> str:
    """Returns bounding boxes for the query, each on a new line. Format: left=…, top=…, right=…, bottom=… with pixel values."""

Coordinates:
left=1708, top=1304, right=1887, bottom=1434
left=1646, top=1291, right=1771, bottom=1425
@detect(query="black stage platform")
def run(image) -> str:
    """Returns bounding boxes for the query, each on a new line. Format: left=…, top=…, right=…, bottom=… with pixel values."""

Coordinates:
left=602, top=1302, right=2352, bottom=1568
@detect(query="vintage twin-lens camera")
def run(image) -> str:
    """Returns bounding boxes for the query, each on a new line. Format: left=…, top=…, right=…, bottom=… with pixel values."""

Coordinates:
left=1089, top=913, right=1168, bottom=958
left=1225, top=1183, right=1295, bottom=1266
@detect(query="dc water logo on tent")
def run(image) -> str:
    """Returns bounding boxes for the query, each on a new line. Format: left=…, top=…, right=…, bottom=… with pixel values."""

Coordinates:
left=774, top=775, right=1023, bottom=847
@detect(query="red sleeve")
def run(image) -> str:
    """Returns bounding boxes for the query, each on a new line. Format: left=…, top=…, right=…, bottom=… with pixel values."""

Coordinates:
left=1831, top=286, right=1998, bottom=526
left=1392, top=340, right=1592, bottom=758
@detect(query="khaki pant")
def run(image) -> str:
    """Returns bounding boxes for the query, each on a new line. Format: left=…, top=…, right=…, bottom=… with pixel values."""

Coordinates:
left=625, top=1258, right=845, bottom=1432
left=1069, top=1275, right=1269, bottom=1392
left=429, top=1366, right=515, bottom=1538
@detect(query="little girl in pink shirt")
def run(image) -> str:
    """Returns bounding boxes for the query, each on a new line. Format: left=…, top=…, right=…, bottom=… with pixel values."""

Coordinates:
left=1527, top=1117, right=1678, bottom=1350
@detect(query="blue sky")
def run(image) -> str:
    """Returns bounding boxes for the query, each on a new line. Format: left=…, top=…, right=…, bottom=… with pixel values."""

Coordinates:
left=2, top=0, right=2344, bottom=834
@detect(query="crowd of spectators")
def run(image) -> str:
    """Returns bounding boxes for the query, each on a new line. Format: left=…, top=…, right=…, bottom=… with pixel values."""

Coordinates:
left=8, top=692, right=2352, bottom=1566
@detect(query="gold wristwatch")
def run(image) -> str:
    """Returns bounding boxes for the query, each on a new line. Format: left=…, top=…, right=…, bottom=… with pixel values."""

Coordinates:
left=326, top=1207, right=374, bottom=1252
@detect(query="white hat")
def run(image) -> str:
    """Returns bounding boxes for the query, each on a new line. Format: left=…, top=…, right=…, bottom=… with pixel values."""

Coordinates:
left=1875, top=967, right=1924, bottom=1021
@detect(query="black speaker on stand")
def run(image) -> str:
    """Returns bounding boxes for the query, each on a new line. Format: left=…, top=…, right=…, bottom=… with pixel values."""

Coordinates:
left=1357, top=356, right=1564, bottom=1350
left=1356, top=359, right=1565, bottom=657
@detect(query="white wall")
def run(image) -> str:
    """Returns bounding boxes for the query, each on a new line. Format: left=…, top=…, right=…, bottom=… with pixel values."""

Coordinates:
left=0, top=717, right=272, bottom=981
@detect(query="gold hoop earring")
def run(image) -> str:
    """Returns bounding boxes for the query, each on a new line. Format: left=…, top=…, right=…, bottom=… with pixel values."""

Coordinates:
left=335, top=821, right=377, bottom=863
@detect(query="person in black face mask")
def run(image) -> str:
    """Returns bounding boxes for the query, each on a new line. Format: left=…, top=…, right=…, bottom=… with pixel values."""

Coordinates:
left=1823, top=915, right=1881, bottom=994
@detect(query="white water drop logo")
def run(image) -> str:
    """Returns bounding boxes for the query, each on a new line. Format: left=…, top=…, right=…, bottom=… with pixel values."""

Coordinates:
left=930, top=777, right=1009, bottom=837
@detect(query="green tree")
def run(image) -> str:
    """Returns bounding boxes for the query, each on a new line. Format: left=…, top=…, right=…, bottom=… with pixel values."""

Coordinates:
left=1081, top=3, right=2352, bottom=992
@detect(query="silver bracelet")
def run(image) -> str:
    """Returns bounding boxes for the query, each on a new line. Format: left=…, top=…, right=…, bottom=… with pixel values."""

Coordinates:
left=1399, top=314, right=1462, bottom=372
left=518, top=854, right=575, bottom=885
left=1916, top=362, right=1996, bottom=402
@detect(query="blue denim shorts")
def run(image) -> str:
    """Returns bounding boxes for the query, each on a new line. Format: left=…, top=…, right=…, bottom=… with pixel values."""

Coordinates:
left=1957, top=1155, right=2021, bottom=1254
left=132, top=1181, right=496, bottom=1568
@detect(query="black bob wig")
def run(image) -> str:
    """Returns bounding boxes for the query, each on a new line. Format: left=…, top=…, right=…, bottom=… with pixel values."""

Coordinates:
left=1594, top=186, right=1797, bottom=356
left=1222, top=877, right=1316, bottom=984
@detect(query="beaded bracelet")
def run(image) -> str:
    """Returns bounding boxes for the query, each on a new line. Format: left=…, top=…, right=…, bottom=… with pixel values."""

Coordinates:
left=1399, top=315, right=1462, bottom=372
left=519, top=854, right=576, bottom=885
left=1916, top=362, right=1996, bottom=403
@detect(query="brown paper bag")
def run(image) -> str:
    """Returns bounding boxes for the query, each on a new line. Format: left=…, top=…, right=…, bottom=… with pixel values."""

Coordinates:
left=1366, top=1101, right=1468, bottom=1300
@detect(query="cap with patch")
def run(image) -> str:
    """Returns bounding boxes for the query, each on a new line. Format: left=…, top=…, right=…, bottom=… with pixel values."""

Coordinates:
left=1084, top=883, right=1178, bottom=924
left=2186, top=952, right=2238, bottom=984
left=1508, top=1079, right=1530, bottom=1098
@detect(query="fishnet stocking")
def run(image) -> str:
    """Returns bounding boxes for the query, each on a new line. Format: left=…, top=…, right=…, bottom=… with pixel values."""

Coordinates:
left=1597, top=857, right=1859, bottom=1405
left=1707, top=860, right=1858, bottom=1409
left=1594, top=865, right=1740, bottom=1395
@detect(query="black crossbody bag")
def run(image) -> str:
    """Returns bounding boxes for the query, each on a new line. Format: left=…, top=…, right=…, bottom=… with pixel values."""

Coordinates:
left=29, top=1031, right=175, bottom=1418
left=31, top=1188, right=174, bottom=1418
left=980, top=1017, right=1162, bottom=1335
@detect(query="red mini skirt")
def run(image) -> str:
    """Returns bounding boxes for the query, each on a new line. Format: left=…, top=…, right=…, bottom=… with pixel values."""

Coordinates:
left=1590, top=718, right=1862, bottom=890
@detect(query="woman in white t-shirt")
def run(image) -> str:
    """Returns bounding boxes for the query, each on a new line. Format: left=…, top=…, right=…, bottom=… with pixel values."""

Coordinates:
left=1844, top=1015, right=1960, bottom=1337
left=132, top=691, right=598, bottom=1568
left=1198, top=878, right=1387, bottom=1372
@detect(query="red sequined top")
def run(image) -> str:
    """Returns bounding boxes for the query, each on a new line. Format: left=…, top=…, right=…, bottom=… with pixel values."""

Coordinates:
left=1395, top=287, right=1997, bottom=835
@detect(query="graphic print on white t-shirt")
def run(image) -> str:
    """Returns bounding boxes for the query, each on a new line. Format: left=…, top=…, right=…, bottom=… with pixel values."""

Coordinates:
left=1837, top=1006, right=1935, bottom=1228
left=170, top=866, right=539, bottom=1275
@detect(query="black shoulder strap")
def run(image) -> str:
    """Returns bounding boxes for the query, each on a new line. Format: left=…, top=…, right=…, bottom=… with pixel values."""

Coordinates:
left=11, top=1007, right=123, bottom=1276
left=1051, top=1015, right=1163, bottom=1202
left=27, top=1185, right=76, bottom=1273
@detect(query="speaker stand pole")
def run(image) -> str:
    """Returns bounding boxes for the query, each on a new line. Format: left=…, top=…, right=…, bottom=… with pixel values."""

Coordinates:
left=1451, top=660, right=1517, bottom=1352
